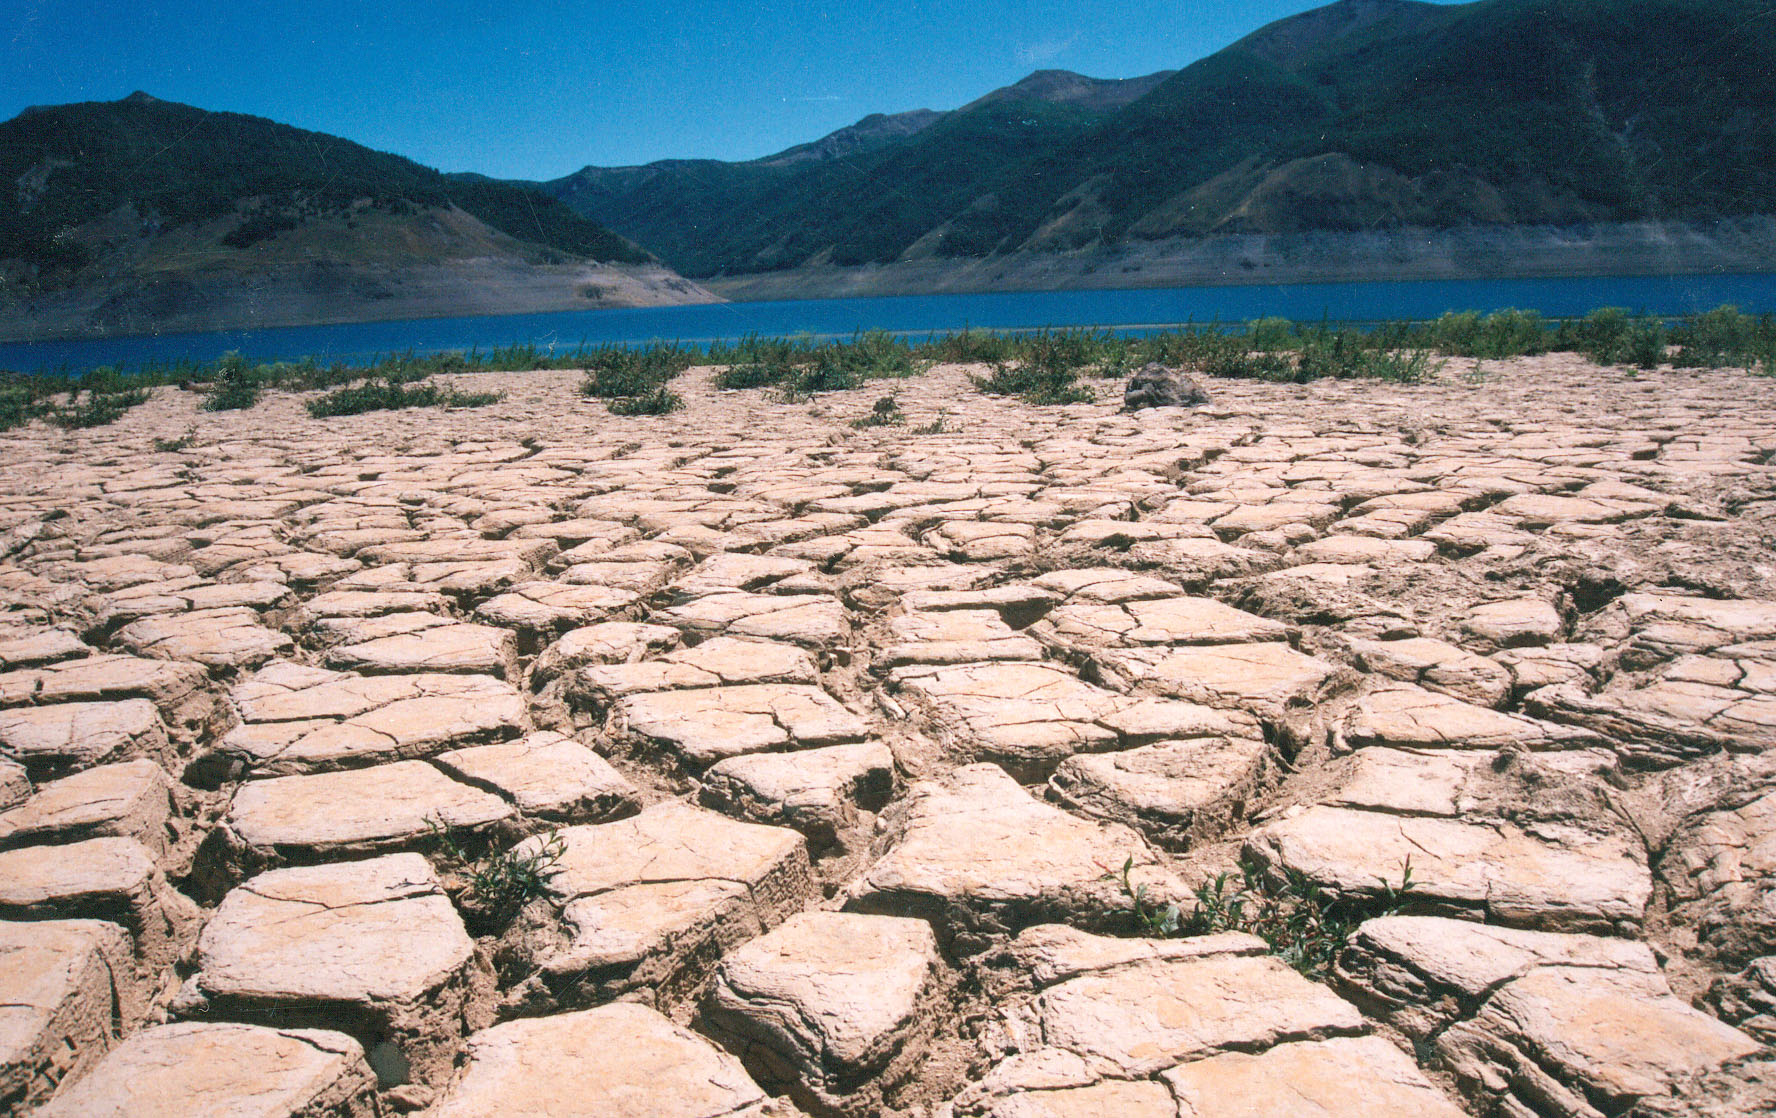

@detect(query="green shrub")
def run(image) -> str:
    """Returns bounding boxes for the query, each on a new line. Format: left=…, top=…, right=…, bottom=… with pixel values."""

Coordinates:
left=607, top=387, right=684, bottom=415
left=578, top=342, right=694, bottom=398
left=851, top=395, right=904, bottom=428
left=1115, top=853, right=1416, bottom=979
left=202, top=351, right=263, bottom=411
left=1248, top=316, right=1298, bottom=351
left=428, top=819, right=564, bottom=932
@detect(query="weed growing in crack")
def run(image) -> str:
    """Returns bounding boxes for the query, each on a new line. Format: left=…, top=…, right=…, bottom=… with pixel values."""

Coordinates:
left=1112, top=853, right=1416, bottom=979
left=428, top=819, right=565, bottom=930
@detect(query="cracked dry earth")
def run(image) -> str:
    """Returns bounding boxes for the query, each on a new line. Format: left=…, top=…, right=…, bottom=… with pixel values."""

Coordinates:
left=3, top=354, right=1776, bottom=1118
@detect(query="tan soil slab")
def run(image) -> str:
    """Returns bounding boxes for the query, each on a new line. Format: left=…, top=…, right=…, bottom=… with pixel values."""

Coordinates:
left=1347, top=636, right=1512, bottom=707
left=1462, top=597, right=1564, bottom=649
left=615, top=682, right=868, bottom=769
left=510, top=802, right=814, bottom=1011
left=1095, top=642, right=1355, bottom=736
left=471, top=580, right=639, bottom=636
left=0, top=759, right=173, bottom=854
left=891, top=661, right=1256, bottom=782
left=1343, top=683, right=1605, bottom=750
left=0, top=654, right=215, bottom=741
left=701, top=739, right=895, bottom=850
left=203, top=662, right=526, bottom=779
left=0, top=699, right=170, bottom=778
left=661, top=590, right=849, bottom=647
left=1661, top=764, right=1776, bottom=967
left=114, top=606, right=293, bottom=672
left=1160, top=1036, right=1470, bottom=1118
left=0, top=628, right=88, bottom=670
left=201, top=761, right=515, bottom=890
left=703, top=911, right=943, bottom=1107
left=1047, top=736, right=1272, bottom=851
left=179, top=853, right=486, bottom=1086
left=881, top=608, right=1045, bottom=667
left=1617, top=592, right=1776, bottom=665
left=575, top=636, right=818, bottom=701
left=1036, top=596, right=1290, bottom=648
left=848, top=764, right=1180, bottom=952
left=434, top=731, right=641, bottom=823
left=0, top=837, right=199, bottom=968
left=428, top=1003, right=769, bottom=1118
left=1343, top=916, right=1760, bottom=1116
left=1526, top=671, right=1776, bottom=768
left=0, top=919, right=136, bottom=1113
left=32, top=1022, right=378, bottom=1118
left=1244, top=804, right=1651, bottom=934
left=529, top=621, right=681, bottom=684
left=325, top=619, right=518, bottom=679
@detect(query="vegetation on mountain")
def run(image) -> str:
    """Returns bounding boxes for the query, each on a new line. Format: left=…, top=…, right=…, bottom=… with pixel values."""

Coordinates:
left=0, top=92, right=648, bottom=282
left=542, top=0, right=1776, bottom=278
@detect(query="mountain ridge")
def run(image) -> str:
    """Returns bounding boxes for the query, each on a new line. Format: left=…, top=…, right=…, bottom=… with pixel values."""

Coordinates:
left=0, top=94, right=716, bottom=340
left=539, top=0, right=1776, bottom=287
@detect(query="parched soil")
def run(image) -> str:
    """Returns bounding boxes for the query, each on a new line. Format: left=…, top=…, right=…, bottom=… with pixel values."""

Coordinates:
left=3, top=354, right=1776, bottom=1116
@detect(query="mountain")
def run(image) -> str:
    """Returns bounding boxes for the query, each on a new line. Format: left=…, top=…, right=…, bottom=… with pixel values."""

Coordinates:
left=0, top=94, right=714, bottom=341
left=541, top=0, right=1776, bottom=296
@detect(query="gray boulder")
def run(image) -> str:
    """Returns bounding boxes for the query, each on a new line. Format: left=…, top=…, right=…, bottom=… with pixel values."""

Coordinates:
left=1124, top=363, right=1210, bottom=411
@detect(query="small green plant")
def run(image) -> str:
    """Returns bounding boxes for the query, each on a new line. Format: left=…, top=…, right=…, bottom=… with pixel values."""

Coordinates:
left=428, top=819, right=565, bottom=928
left=608, top=386, right=683, bottom=415
left=851, top=394, right=904, bottom=428
left=305, top=375, right=500, bottom=417
left=1112, top=853, right=1416, bottom=979
left=911, top=410, right=951, bottom=434
left=153, top=430, right=196, bottom=452
left=202, top=351, right=263, bottom=411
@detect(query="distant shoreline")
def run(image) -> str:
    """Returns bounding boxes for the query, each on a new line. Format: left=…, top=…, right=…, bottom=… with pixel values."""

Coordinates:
left=704, top=218, right=1776, bottom=303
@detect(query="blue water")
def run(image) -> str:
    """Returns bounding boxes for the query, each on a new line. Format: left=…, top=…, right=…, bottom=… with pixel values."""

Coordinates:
left=5, top=272, right=1775, bottom=373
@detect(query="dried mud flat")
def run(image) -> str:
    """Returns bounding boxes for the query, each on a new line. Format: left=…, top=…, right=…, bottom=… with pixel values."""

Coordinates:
left=4, top=354, right=1776, bottom=1117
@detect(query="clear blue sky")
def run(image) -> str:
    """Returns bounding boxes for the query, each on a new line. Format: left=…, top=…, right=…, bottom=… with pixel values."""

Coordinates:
left=4, top=1, right=1456, bottom=181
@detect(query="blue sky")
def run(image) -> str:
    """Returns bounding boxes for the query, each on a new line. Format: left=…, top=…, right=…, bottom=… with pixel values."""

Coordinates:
left=5, top=1, right=1458, bottom=180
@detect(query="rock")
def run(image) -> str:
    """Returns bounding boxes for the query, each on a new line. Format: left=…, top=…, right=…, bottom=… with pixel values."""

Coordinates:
left=947, top=927, right=1377, bottom=1115
left=32, top=1022, right=379, bottom=1118
left=1244, top=804, right=1651, bottom=933
left=529, top=621, right=682, bottom=684
left=471, top=580, right=638, bottom=642
left=1342, top=682, right=1605, bottom=751
left=703, top=911, right=943, bottom=1112
left=0, top=837, right=200, bottom=969
left=701, top=739, right=895, bottom=851
left=1094, top=642, right=1355, bottom=746
left=0, top=919, right=139, bottom=1112
left=0, top=759, right=174, bottom=855
left=891, top=661, right=1256, bottom=782
left=1123, top=363, right=1210, bottom=411
left=201, top=761, right=515, bottom=889
left=114, top=606, right=293, bottom=672
left=200, top=662, right=527, bottom=780
left=1047, top=736, right=1272, bottom=851
left=179, top=853, right=489, bottom=1086
left=849, top=764, right=1180, bottom=953
left=509, top=802, right=814, bottom=1011
left=575, top=636, right=819, bottom=702
left=1463, top=596, right=1564, bottom=650
left=1033, top=595, right=1291, bottom=650
left=427, top=1003, right=769, bottom=1118
left=1348, top=636, right=1512, bottom=707
left=615, top=682, right=868, bottom=770
left=1661, top=761, right=1776, bottom=967
left=434, top=731, right=641, bottom=823
left=1160, top=1036, right=1471, bottom=1118
left=0, top=654, right=215, bottom=743
left=325, top=617, right=519, bottom=679
left=662, top=591, right=850, bottom=648
left=881, top=608, right=1045, bottom=667
left=0, top=699, right=171, bottom=779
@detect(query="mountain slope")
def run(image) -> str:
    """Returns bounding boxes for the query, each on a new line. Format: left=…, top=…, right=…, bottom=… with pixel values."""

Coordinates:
left=543, top=0, right=1776, bottom=286
left=0, top=94, right=714, bottom=340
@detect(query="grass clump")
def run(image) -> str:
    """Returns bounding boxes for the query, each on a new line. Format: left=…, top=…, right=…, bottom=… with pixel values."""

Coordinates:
left=305, top=373, right=501, bottom=417
left=201, top=351, right=263, bottom=411
left=428, top=819, right=564, bottom=932
left=578, top=342, right=695, bottom=398
left=850, top=394, right=904, bottom=428
left=1115, top=853, right=1416, bottom=979
left=607, top=386, right=684, bottom=415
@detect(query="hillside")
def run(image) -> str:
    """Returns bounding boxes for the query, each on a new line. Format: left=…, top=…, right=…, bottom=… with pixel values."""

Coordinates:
left=542, top=0, right=1776, bottom=292
left=0, top=94, right=715, bottom=341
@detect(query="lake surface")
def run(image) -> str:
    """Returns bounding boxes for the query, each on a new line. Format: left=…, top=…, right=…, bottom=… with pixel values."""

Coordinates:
left=7, top=272, right=1776, bottom=373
